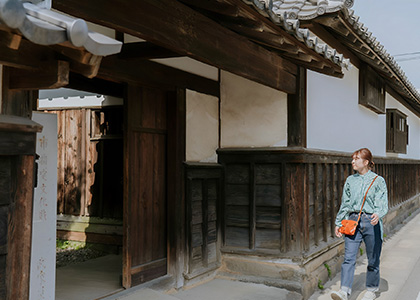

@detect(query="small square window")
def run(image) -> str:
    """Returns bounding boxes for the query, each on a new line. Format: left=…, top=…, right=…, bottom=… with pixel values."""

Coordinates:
left=386, top=109, right=408, bottom=154
left=359, top=64, right=386, bottom=114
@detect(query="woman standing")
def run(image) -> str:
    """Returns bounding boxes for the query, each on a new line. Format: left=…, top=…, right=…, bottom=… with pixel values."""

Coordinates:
left=330, top=148, right=388, bottom=300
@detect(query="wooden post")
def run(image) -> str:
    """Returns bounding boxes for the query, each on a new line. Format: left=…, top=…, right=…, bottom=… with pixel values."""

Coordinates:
left=0, top=115, right=42, bottom=300
left=288, top=67, right=307, bottom=148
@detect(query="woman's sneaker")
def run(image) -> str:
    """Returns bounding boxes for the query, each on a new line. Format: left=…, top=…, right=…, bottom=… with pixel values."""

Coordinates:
left=361, top=290, right=376, bottom=300
left=330, top=290, right=348, bottom=300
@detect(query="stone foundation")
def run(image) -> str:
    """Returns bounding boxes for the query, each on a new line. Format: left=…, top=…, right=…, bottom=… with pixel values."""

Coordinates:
left=383, top=194, right=420, bottom=236
left=218, top=239, right=345, bottom=300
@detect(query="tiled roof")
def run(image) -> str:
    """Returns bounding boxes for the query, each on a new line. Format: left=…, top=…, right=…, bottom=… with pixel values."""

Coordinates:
left=268, top=0, right=353, bottom=20
left=343, top=8, right=420, bottom=102
left=0, top=0, right=121, bottom=56
left=243, top=0, right=354, bottom=69
left=244, top=0, right=420, bottom=104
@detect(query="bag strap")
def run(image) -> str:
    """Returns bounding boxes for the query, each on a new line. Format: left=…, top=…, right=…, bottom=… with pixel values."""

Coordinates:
left=356, top=175, right=379, bottom=223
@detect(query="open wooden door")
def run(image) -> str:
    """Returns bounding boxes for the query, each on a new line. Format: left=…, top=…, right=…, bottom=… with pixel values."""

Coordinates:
left=123, top=84, right=169, bottom=288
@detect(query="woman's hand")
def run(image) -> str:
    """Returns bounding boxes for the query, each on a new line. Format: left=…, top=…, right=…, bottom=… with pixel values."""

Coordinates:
left=370, top=213, right=379, bottom=225
left=335, top=226, right=343, bottom=238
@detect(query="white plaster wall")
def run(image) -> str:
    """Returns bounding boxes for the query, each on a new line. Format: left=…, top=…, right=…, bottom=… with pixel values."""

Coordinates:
left=307, top=66, right=387, bottom=157
left=186, top=90, right=219, bottom=162
left=220, top=71, right=288, bottom=148
left=386, top=94, right=420, bottom=159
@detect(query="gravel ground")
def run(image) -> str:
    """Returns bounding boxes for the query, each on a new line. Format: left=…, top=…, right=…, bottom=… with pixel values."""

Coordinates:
left=56, top=246, right=107, bottom=268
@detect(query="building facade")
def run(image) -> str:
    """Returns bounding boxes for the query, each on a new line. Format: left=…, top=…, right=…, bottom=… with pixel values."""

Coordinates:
left=0, top=0, right=420, bottom=299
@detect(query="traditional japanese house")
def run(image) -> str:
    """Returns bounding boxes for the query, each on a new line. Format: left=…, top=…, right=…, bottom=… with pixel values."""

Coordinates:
left=1, top=0, right=420, bottom=299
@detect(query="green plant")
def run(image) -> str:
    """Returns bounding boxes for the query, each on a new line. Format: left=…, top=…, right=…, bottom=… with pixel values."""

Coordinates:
left=56, top=239, right=86, bottom=250
left=56, top=239, right=70, bottom=249
left=324, top=263, right=331, bottom=278
left=318, top=279, right=324, bottom=290
left=359, top=247, right=364, bottom=256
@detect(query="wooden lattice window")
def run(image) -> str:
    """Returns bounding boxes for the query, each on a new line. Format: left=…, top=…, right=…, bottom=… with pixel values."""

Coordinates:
left=359, top=64, right=386, bottom=114
left=387, top=109, right=409, bottom=154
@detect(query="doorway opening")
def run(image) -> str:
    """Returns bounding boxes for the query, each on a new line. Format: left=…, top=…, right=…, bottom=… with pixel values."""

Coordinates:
left=38, top=88, right=124, bottom=300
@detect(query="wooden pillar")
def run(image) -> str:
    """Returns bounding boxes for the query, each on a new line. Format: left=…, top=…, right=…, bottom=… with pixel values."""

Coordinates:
left=287, top=67, right=307, bottom=148
left=283, top=162, right=306, bottom=253
left=167, top=88, right=186, bottom=288
left=0, top=115, right=42, bottom=300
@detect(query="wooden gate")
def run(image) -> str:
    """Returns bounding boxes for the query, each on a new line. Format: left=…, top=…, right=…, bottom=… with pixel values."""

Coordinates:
left=123, top=85, right=169, bottom=287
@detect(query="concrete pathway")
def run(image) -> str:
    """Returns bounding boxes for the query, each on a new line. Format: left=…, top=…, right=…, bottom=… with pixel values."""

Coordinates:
left=56, top=254, right=123, bottom=300
left=309, top=211, right=420, bottom=300
left=57, top=212, right=420, bottom=300
left=108, top=279, right=301, bottom=300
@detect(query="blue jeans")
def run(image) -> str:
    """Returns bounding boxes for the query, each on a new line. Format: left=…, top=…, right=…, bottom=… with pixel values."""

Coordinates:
left=340, top=213, right=382, bottom=295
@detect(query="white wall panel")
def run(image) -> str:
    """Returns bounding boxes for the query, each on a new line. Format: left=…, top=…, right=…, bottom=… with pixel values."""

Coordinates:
left=186, top=90, right=219, bottom=162
left=220, top=71, right=287, bottom=148
left=307, top=67, right=386, bottom=157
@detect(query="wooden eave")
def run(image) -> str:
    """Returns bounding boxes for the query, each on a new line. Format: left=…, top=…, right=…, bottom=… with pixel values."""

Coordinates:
left=53, top=0, right=302, bottom=94
left=179, top=0, right=344, bottom=78
left=51, top=0, right=351, bottom=94
left=309, top=11, right=420, bottom=113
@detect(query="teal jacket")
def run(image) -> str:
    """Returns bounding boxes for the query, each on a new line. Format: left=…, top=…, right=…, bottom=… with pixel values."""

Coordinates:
left=335, top=170, right=388, bottom=239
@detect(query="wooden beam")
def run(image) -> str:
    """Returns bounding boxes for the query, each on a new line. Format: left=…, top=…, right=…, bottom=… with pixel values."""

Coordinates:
left=68, top=58, right=102, bottom=78
left=68, top=73, right=124, bottom=98
left=179, top=0, right=239, bottom=17
left=288, top=67, right=307, bottom=147
left=0, top=33, right=56, bottom=70
left=224, top=23, right=299, bottom=54
left=8, top=61, right=69, bottom=90
left=98, top=56, right=220, bottom=97
left=0, top=30, right=22, bottom=50
left=52, top=44, right=101, bottom=66
left=53, top=0, right=297, bottom=94
left=119, top=42, right=181, bottom=60
left=51, top=44, right=102, bottom=78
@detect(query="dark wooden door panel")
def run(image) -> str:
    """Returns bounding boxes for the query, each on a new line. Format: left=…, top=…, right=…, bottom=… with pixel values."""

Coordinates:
left=124, top=85, right=168, bottom=287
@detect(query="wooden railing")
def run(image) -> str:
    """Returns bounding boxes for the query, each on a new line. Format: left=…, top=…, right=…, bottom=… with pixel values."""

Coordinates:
left=217, top=148, right=420, bottom=256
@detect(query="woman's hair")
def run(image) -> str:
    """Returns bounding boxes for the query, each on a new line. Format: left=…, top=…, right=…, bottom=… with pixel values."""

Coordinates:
left=352, top=148, right=374, bottom=169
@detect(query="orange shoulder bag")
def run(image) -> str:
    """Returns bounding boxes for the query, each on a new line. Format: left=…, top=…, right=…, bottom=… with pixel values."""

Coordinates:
left=339, top=175, right=378, bottom=236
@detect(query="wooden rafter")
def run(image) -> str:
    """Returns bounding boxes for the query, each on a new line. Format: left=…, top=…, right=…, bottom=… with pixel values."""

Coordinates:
left=223, top=0, right=344, bottom=77
left=303, top=22, right=360, bottom=68
left=53, top=0, right=298, bottom=94
left=315, top=11, right=420, bottom=103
